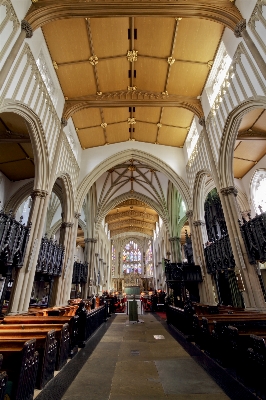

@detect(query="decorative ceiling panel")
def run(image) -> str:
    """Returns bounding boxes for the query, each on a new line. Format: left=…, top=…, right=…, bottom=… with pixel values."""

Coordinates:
left=135, top=58, right=167, bottom=93
left=158, top=126, right=186, bottom=147
left=0, top=160, right=34, bottom=181
left=58, top=63, right=97, bottom=98
left=173, top=18, right=224, bottom=62
left=90, top=17, right=130, bottom=58
left=238, top=108, right=264, bottom=132
left=78, top=127, right=105, bottom=148
left=233, top=158, right=255, bottom=180
left=42, top=16, right=224, bottom=149
left=134, top=17, right=175, bottom=58
left=133, top=122, right=157, bottom=143
left=42, top=19, right=91, bottom=63
left=106, top=123, right=129, bottom=144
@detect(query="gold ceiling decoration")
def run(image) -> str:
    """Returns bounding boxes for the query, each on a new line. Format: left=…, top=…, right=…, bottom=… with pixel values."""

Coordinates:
left=168, top=57, right=175, bottom=66
left=128, top=118, right=136, bottom=125
left=89, top=55, right=98, bottom=65
left=127, top=50, right=138, bottom=62
left=127, top=86, right=137, bottom=92
left=101, top=122, right=107, bottom=128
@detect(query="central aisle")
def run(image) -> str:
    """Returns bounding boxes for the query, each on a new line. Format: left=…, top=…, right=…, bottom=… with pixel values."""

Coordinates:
left=62, top=314, right=229, bottom=400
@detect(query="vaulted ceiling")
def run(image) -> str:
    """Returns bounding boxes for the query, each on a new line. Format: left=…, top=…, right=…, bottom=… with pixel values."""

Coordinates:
left=42, top=16, right=223, bottom=149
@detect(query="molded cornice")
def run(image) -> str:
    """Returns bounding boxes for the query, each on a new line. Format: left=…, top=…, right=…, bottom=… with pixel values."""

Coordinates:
left=26, top=1, right=243, bottom=32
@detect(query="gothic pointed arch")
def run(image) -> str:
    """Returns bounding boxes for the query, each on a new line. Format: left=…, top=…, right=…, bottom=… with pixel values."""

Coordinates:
left=0, top=101, right=50, bottom=192
left=76, top=149, right=191, bottom=213
left=218, top=97, right=266, bottom=189
left=4, top=180, right=34, bottom=214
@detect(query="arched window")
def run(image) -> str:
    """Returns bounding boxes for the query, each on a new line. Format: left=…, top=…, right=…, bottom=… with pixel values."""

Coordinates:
left=251, top=169, right=266, bottom=214
left=123, top=240, right=142, bottom=274
left=146, top=240, right=153, bottom=277
left=111, top=244, right=116, bottom=277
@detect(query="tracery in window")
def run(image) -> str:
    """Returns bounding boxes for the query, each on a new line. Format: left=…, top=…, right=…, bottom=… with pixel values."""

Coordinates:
left=122, top=240, right=142, bottom=274
left=111, top=244, right=116, bottom=277
left=251, top=169, right=266, bottom=214
left=146, top=240, right=153, bottom=277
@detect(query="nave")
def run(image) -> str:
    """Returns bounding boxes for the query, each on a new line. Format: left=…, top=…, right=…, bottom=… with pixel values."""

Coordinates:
left=35, top=313, right=253, bottom=400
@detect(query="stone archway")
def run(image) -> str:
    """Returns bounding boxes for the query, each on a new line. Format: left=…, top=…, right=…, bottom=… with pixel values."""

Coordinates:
left=76, top=149, right=191, bottom=213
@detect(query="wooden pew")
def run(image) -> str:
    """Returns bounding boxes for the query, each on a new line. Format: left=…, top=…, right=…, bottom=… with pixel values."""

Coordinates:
left=0, top=330, right=57, bottom=389
left=0, top=339, right=38, bottom=400
left=0, top=324, right=70, bottom=370
left=0, top=354, right=8, bottom=400
left=2, top=316, right=79, bottom=357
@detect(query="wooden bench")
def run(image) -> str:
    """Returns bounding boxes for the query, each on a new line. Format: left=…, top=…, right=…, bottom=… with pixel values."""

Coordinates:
left=0, top=323, right=70, bottom=370
left=3, top=315, right=79, bottom=357
left=0, top=339, right=38, bottom=400
left=0, top=330, right=57, bottom=389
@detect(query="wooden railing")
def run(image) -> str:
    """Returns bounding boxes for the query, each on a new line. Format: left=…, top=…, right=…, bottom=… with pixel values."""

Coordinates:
left=36, top=235, right=65, bottom=276
left=239, top=211, right=266, bottom=265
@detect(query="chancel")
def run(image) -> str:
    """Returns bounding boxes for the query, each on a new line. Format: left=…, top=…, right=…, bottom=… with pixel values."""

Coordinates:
left=0, top=0, right=266, bottom=399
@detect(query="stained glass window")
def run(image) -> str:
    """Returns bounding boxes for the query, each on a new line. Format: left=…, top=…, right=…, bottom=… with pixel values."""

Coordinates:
left=111, top=244, right=116, bottom=277
left=123, top=240, right=142, bottom=274
left=146, top=240, right=153, bottom=277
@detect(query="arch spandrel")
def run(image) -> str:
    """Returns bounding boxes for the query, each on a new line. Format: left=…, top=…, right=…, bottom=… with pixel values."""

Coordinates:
left=25, top=1, right=243, bottom=32
left=76, top=149, right=191, bottom=213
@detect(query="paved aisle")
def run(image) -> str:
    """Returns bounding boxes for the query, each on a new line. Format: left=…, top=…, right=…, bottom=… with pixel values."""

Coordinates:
left=62, top=314, right=229, bottom=400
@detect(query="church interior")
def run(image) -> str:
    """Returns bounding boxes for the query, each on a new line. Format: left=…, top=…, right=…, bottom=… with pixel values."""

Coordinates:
left=0, top=0, right=266, bottom=399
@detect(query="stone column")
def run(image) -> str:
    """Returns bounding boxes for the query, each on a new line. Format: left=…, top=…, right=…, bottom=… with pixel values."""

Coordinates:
left=52, top=220, right=74, bottom=306
left=99, top=258, right=103, bottom=292
left=169, top=237, right=181, bottom=263
left=0, top=20, right=33, bottom=89
left=220, top=187, right=265, bottom=308
left=95, top=253, right=99, bottom=294
left=103, top=262, right=106, bottom=291
left=234, top=20, right=266, bottom=80
left=60, top=212, right=81, bottom=306
left=84, top=238, right=97, bottom=297
left=10, top=190, right=49, bottom=314
left=193, top=220, right=216, bottom=305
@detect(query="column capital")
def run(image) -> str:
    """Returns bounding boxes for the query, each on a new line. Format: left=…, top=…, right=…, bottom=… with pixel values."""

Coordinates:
left=169, top=236, right=180, bottom=242
left=74, top=212, right=81, bottom=219
left=61, top=222, right=74, bottom=229
left=21, top=20, right=33, bottom=38
left=234, top=19, right=246, bottom=38
left=220, top=186, right=238, bottom=197
left=31, top=189, right=49, bottom=199
left=61, top=117, right=68, bottom=127
left=193, top=220, right=205, bottom=227
left=84, top=238, right=97, bottom=243
left=95, top=253, right=99, bottom=257
left=198, top=117, right=206, bottom=127
left=186, top=210, right=193, bottom=218
left=99, top=258, right=103, bottom=262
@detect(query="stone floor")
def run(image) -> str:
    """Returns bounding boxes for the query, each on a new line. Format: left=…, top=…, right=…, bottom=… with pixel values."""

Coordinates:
left=61, top=314, right=230, bottom=400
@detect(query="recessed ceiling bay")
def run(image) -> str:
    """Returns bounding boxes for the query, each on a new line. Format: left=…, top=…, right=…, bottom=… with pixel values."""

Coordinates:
left=42, top=16, right=224, bottom=149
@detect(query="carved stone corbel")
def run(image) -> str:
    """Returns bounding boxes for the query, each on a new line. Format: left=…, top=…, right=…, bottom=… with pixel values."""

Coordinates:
left=220, top=186, right=238, bottom=197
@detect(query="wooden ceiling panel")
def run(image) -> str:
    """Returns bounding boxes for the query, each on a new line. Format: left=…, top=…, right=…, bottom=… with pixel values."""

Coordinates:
left=234, top=141, right=266, bottom=161
left=233, top=159, right=255, bottom=179
left=135, top=107, right=161, bottom=123
left=97, top=58, right=129, bottom=92
left=72, top=108, right=102, bottom=129
left=90, top=18, right=130, bottom=58
left=133, top=122, right=157, bottom=143
left=0, top=160, right=34, bottom=181
left=168, top=63, right=208, bottom=96
left=158, top=126, right=185, bottom=147
left=42, top=19, right=91, bottom=63
left=0, top=143, right=26, bottom=163
left=20, top=143, right=34, bottom=159
left=173, top=19, right=224, bottom=62
left=161, top=107, right=193, bottom=127
left=106, top=123, right=129, bottom=144
left=0, top=113, right=28, bottom=135
left=135, top=18, right=175, bottom=58
left=135, top=58, right=167, bottom=92
left=238, top=108, right=265, bottom=131
left=78, top=127, right=105, bottom=148
left=253, top=109, right=266, bottom=131
left=103, top=108, right=129, bottom=124
left=57, top=64, right=97, bottom=98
